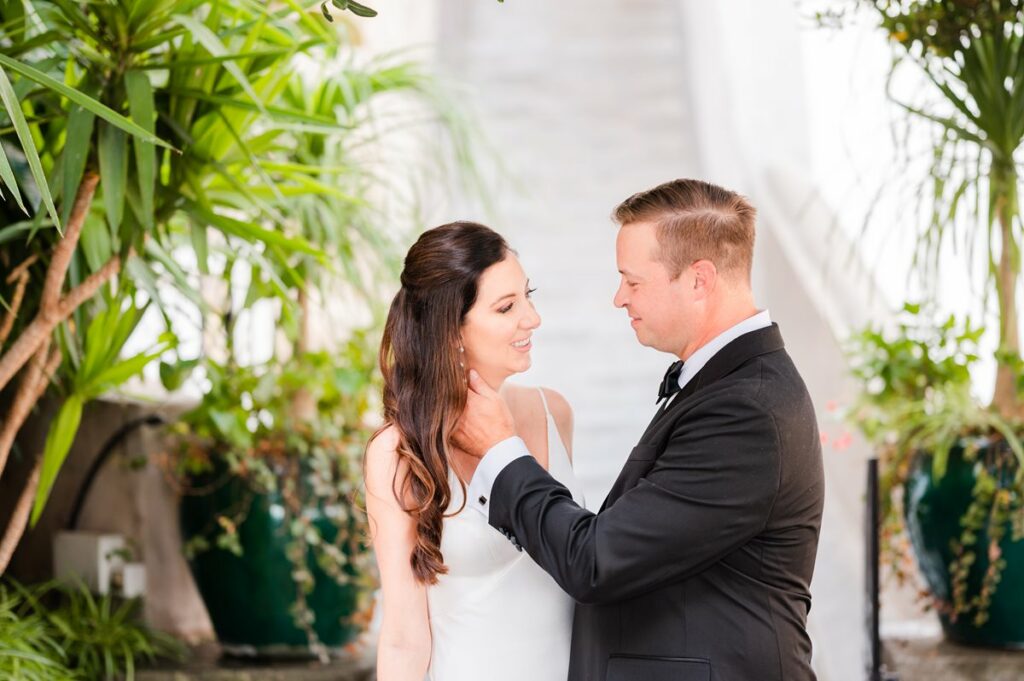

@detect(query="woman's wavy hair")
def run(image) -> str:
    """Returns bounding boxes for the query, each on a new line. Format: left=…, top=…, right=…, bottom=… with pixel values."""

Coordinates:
left=373, top=221, right=510, bottom=584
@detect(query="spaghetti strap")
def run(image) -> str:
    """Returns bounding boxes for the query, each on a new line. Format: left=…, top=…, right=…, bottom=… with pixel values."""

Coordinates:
left=536, top=387, right=551, bottom=417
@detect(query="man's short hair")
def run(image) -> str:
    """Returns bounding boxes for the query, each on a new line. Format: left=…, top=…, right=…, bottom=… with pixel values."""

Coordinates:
left=613, top=178, right=756, bottom=281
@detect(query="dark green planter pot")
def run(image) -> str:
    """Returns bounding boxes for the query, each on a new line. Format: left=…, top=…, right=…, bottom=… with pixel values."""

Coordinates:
left=180, top=474, right=364, bottom=656
left=904, top=440, right=1024, bottom=648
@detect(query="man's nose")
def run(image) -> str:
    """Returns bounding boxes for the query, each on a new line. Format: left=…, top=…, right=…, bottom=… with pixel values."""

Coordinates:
left=613, top=284, right=627, bottom=308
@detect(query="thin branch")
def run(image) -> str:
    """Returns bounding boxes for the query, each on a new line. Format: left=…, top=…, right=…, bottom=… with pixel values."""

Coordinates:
left=41, top=172, right=98, bottom=312
left=0, top=457, right=41, bottom=574
left=0, top=342, right=60, bottom=574
left=0, top=251, right=119, bottom=393
left=5, top=253, right=39, bottom=284
left=57, top=254, right=123, bottom=318
left=0, top=268, right=29, bottom=348
left=0, top=339, right=53, bottom=478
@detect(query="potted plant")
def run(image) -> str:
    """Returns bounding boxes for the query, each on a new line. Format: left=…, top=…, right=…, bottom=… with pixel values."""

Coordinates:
left=167, top=340, right=379, bottom=660
left=841, top=0, right=1024, bottom=648
left=848, top=304, right=1024, bottom=645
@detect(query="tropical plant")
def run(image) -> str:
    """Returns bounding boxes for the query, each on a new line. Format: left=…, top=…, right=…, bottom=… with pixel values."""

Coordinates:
left=0, top=0, right=337, bottom=572
left=862, top=0, right=1024, bottom=420
left=0, top=579, right=183, bottom=680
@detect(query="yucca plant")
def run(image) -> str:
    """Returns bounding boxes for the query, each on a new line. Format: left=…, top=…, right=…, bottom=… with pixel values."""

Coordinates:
left=0, top=0, right=367, bottom=572
left=867, top=0, right=1024, bottom=420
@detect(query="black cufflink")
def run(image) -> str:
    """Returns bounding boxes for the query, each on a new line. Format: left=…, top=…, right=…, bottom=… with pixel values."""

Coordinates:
left=478, top=495, right=487, bottom=505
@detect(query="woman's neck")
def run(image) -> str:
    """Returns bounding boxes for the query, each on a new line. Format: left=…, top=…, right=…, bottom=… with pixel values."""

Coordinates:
left=470, top=367, right=508, bottom=393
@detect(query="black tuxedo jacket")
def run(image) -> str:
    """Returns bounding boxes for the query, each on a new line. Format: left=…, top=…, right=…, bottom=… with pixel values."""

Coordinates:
left=488, top=324, right=824, bottom=681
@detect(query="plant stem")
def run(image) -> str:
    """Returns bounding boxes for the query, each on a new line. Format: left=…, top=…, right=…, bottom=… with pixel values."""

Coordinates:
left=0, top=255, right=38, bottom=348
left=991, top=161, right=1023, bottom=420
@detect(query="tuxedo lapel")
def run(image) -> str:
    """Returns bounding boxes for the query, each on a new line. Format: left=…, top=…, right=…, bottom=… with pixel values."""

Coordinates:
left=598, top=324, right=786, bottom=512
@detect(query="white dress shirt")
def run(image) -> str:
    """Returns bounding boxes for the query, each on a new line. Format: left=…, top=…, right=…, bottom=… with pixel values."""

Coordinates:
left=467, top=309, right=773, bottom=516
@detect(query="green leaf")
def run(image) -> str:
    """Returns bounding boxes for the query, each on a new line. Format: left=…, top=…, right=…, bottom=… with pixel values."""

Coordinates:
left=170, top=14, right=268, bottom=116
left=86, top=348, right=164, bottom=394
left=0, top=54, right=173, bottom=149
left=190, top=222, right=209, bottom=275
left=31, top=395, right=84, bottom=526
left=345, top=0, right=378, bottom=18
left=125, top=70, right=156, bottom=227
left=159, top=358, right=198, bottom=391
left=98, top=122, right=128, bottom=231
left=182, top=201, right=325, bottom=259
left=62, top=103, right=97, bottom=226
left=79, top=212, right=112, bottom=273
left=0, top=64, right=61, bottom=230
left=162, top=88, right=340, bottom=129
left=143, top=238, right=203, bottom=309
left=0, top=133, right=27, bottom=213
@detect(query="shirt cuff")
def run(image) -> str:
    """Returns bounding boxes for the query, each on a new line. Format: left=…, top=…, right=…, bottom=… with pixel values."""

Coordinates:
left=466, top=436, right=531, bottom=517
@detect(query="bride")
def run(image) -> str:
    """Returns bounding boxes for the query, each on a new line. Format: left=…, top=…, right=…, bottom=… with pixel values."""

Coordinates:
left=364, top=222, right=584, bottom=681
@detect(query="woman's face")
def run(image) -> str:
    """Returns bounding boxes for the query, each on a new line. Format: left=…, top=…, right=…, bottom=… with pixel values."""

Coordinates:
left=460, top=254, right=541, bottom=386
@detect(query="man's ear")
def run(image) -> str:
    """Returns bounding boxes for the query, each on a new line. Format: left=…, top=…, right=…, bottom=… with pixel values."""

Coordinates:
left=690, top=260, right=717, bottom=299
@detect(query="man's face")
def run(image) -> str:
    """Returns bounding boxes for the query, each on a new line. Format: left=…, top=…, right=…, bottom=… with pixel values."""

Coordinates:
left=613, top=221, right=692, bottom=355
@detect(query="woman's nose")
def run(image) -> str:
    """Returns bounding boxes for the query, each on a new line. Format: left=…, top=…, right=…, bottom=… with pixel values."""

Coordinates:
left=524, top=302, right=541, bottom=329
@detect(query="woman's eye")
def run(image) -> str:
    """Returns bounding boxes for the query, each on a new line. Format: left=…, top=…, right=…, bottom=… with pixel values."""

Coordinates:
left=526, top=287, right=537, bottom=298
left=498, top=303, right=513, bottom=314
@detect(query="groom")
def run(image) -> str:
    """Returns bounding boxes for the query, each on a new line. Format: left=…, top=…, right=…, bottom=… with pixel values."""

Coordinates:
left=453, top=179, right=824, bottom=681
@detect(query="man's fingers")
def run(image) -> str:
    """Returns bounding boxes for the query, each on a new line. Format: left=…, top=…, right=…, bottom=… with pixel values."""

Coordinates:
left=467, top=369, right=496, bottom=397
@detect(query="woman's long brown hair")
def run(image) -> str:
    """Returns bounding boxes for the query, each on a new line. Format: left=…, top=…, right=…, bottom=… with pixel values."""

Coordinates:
left=373, top=222, right=510, bottom=584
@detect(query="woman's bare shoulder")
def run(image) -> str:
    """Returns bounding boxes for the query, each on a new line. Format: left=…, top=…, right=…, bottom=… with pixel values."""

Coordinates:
left=538, top=387, right=573, bottom=422
left=364, top=424, right=405, bottom=496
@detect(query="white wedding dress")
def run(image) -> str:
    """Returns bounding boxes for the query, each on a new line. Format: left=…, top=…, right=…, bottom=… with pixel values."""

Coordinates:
left=426, top=389, right=585, bottom=681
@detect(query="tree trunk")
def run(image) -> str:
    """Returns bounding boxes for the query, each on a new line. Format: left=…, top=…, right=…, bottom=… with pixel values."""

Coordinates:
left=290, top=286, right=316, bottom=424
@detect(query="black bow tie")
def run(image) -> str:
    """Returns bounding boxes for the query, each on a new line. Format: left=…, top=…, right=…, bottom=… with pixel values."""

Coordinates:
left=657, top=360, right=684, bottom=403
